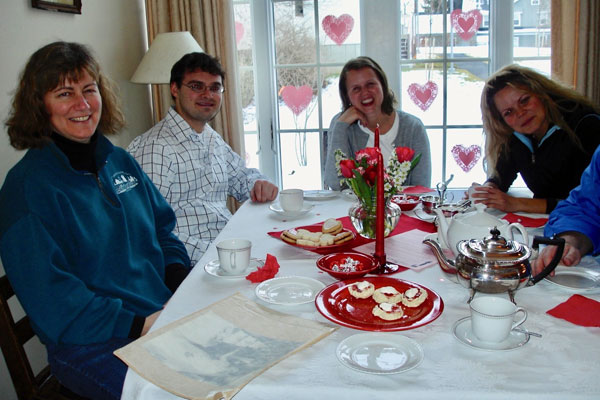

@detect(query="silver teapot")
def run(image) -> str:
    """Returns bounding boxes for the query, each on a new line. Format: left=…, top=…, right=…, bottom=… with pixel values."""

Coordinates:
left=423, top=227, right=565, bottom=303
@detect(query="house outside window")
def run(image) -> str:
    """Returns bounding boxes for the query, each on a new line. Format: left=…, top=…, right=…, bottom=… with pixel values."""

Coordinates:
left=233, top=0, right=550, bottom=190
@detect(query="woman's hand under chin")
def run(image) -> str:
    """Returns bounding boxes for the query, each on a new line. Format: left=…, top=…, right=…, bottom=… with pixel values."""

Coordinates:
left=338, top=106, right=367, bottom=126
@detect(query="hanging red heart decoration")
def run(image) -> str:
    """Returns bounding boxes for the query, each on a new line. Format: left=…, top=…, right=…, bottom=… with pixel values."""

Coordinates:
left=281, top=85, right=313, bottom=116
left=235, top=21, right=245, bottom=45
left=407, top=81, right=438, bottom=111
left=451, top=144, right=481, bottom=172
left=322, top=14, right=354, bottom=45
left=451, top=9, right=483, bottom=41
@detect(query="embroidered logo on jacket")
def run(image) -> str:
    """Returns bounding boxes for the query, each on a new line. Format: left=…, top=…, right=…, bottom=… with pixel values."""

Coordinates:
left=112, top=172, right=138, bottom=194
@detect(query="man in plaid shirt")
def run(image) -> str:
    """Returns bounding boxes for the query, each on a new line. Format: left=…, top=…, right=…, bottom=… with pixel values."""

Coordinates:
left=128, top=52, right=278, bottom=265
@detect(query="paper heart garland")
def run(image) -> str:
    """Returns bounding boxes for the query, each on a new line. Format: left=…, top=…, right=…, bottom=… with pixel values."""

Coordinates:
left=451, top=144, right=481, bottom=172
left=235, top=21, right=244, bottom=45
left=281, top=85, right=313, bottom=116
left=322, top=14, right=354, bottom=45
left=407, top=81, right=438, bottom=111
left=451, top=9, right=483, bottom=41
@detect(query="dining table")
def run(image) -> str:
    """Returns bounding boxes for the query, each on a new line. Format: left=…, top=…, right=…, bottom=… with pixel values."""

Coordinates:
left=120, top=190, right=600, bottom=400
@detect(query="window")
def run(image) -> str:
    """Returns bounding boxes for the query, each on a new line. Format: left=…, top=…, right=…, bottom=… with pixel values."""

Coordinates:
left=233, top=0, right=551, bottom=190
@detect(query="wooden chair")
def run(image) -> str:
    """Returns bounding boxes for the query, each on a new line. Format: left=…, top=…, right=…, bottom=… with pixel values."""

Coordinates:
left=0, top=275, right=84, bottom=400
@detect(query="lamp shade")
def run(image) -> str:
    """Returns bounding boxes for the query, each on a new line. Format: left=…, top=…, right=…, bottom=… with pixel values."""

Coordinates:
left=131, top=31, right=204, bottom=84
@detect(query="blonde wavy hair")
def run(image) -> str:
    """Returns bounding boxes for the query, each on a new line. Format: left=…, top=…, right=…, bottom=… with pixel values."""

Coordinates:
left=481, top=64, right=599, bottom=175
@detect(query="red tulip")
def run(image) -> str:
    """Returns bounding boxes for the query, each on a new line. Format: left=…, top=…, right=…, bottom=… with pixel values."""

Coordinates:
left=395, top=147, right=415, bottom=163
left=339, top=159, right=356, bottom=178
left=363, top=165, right=377, bottom=186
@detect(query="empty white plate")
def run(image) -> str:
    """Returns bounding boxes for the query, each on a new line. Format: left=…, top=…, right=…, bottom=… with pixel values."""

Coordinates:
left=269, top=203, right=314, bottom=218
left=303, top=190, right=338, bottom=201
left=255, top=276, right=325, bottom=305
left=336, top=333, right=424, bottom=374
left=544, top=266, right=600, bottom=292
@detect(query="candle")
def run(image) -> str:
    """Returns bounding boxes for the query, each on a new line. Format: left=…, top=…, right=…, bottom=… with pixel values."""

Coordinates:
left=374, top=126, right=386, bottom=268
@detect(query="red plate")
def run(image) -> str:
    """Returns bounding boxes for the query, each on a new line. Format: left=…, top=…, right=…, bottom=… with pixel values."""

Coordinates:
left=281, top=225, right=356, bottom=250
left=315, top=277, right=444, bottom=331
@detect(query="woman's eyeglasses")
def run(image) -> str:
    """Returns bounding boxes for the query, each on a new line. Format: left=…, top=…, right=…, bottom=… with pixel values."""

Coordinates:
left=182, top=82, right=225, bottom=94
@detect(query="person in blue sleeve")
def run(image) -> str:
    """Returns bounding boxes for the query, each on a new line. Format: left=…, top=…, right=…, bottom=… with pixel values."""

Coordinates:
left=0, top=41, right=191, bottom=400
left=532, top=145, right=600, bottom=274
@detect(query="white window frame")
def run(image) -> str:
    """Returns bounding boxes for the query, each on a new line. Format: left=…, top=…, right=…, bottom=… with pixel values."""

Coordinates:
left=246, top=0, right=533, bottom=188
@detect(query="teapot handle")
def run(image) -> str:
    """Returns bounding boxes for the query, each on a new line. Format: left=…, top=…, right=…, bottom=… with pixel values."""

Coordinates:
left=529, top=236, right=566, bottom=285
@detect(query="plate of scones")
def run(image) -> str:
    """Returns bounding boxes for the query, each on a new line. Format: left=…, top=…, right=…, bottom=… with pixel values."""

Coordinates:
left=315, top=277, right=444, bottom=331
left=279, top=218, right=355, bottom=250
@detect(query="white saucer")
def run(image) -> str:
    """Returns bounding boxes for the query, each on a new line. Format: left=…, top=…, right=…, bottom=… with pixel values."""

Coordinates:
left=336, top=333, right=424, bottom=374
left=255, top=276, right=325, bottom=305
left=204, top=258, right=264, bottom=279
left=269, top=203, right=314, bottom=218
left=452, top=317, right=529, bottom=351
left=544, top=266, right=600, bottom=292
left=303, top=190, right=338, bottom=201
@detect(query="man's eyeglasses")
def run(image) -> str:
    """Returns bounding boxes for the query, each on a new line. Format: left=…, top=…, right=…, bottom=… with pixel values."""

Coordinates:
left=182, top=82, right=225, bottom=94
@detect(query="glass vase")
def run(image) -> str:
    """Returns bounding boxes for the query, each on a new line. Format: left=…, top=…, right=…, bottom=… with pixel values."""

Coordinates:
left=348, top=196, right=401, bottom=239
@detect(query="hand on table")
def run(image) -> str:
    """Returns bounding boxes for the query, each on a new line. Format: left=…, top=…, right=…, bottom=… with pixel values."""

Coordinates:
left=251, top=180, right=278, bottom=202
left=468, top=182, right=547, bottom=213
left=141, top=309, right=162, bottom=336
left=531, top=232, right=592, bottom=275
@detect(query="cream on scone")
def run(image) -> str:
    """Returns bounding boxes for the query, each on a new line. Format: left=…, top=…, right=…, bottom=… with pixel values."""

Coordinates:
left=402, top=287, right=428, bottom=307
left=372, top=302, right=404, bottom=321
left=347, top=280, right=375, bottom=299
left=372, top=286, right=403, bottom=304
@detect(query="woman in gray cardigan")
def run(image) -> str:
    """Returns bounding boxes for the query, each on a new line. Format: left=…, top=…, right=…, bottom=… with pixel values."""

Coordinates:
left=324, top=57, right=431, bottom=190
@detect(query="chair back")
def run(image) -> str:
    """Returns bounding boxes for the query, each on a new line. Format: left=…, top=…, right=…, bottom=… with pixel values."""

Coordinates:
left=0, top=275, right=67, bottom=399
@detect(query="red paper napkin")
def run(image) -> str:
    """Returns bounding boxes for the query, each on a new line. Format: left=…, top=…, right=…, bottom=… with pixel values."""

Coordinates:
left=546, top=294, right=600, bottom=327
left=502, top=213, right=548, bottom=228
left=268, top=214, right=436, bottom=259
left=402, top=185, right=434, bottom=195
left=246, top=254, right=280, bottom=283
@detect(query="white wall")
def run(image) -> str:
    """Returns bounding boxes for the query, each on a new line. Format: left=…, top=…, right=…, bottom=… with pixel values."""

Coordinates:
left=0, top=1, right=152, bottom=398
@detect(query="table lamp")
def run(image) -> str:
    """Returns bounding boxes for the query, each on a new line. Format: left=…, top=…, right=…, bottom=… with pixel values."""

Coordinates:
left=132, top=31, right=204, bottom=122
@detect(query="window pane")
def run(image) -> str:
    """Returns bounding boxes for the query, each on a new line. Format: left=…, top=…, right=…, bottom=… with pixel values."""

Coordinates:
left=318, top=0, right=361, bottom=63
left=321, top=66, right=343, bottom=128
left=401, top=63, right=444, bottom=126
left=447, top=4, right=489, bottom=59
left=513, top=0, right=551, bottom=58
left=427, top=128, right=443, bottom=187
left=446, top=128, right=487, bottom=188
left=280, top=131, right=322, bottom=189
left=244, top=133, right=259, bottom=169
left=274, top=1, right=316, bottom=65
left=446, top=61, right=488, bottom=126
left=277, top=67, right=319, bottom=130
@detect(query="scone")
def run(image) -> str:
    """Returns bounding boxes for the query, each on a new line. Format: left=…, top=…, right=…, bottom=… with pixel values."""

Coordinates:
left=372, top=302, right=404, bottom=321
left=322, top=218, right=343, bottom=235
left=333, top=231, right=353, bottom=244
left=372, top=286, right=403, bottom=304
left=402, top=287, right=428, bottom=307
left=347, top=280, right=375, bottom=299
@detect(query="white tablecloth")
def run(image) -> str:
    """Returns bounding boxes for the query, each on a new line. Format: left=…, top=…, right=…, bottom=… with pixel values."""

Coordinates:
left=121, top=195, right=600, bottom=400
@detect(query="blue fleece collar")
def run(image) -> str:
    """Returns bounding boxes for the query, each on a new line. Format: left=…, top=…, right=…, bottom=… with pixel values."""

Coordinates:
left=513, top=124, right=560, bottom=153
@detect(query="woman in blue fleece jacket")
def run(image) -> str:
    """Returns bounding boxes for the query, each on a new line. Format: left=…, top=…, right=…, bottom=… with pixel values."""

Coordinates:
left=0, top=42, right=191, bottom=400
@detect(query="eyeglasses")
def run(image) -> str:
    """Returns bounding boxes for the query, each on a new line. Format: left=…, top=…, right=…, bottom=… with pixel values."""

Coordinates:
left=182, top=82, right=225, bottom=94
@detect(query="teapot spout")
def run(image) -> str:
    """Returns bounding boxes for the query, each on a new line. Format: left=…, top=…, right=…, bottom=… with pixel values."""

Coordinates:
left=423, top=238, right=458, bottom=283
left=432, top=207, right=451, bottom=250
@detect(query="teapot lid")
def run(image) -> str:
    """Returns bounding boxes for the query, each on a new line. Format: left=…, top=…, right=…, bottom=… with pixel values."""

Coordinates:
left=459, top=227, right=531, bottom=263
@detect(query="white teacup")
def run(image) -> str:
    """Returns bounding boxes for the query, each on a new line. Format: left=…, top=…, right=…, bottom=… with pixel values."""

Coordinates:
left=216, top=239, right=252, bottom=275
left=279, top=189, right=304, bottom=212
left=469, top=296, right=527, bottom=343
